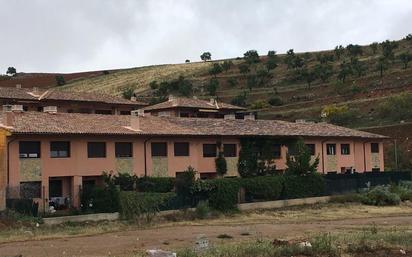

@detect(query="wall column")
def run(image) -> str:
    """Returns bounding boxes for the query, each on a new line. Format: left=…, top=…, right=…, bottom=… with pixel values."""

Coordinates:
left=0, top=130, right=8, bottom=211
left=71, top=176, right=82, bottom=208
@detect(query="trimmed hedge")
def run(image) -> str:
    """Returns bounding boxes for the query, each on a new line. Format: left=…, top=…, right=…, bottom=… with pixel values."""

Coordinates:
left=88, top=185, right=119, bottom=213
left=119, top=191, right=176, bottom=220
left=241, top=176, right=284, bottom=200
left=192, top=178, right=240, bottom=211
left=137, top=177, right=175, bottom=193
left=283, top=174, right=325, bottom=199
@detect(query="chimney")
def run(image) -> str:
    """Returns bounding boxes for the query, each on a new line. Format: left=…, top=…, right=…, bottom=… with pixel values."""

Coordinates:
left=130, top=96, right=137, bottom=102
left=2, top=105, right=15, bottom=126
left=168, top=95, right=176, bottom=102
left=209, top=98, right=216, bottom=105
left=43, top=106, right=58, bottom=114
left=244, top=113, right=255, bottom=120
left=224, top=114, right=236, bottom=120
left=15, top=84, right=22, bottom=89
left=32, top=87, right=39, bottom=94
left=11, top=105, right=24, bottom=113
left=130, top=109, right=145, bottom=130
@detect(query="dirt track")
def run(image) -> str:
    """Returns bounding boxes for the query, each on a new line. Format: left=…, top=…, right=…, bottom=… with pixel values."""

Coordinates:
left=1, top=215, right=411, bottom=257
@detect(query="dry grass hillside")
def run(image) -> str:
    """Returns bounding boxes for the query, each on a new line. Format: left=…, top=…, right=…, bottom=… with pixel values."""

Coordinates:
left=57, top=35, right=412, bottom=130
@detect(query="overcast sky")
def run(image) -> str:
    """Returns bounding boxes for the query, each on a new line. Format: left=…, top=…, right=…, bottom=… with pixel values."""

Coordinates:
left=1, top=0, right=411, bottom=73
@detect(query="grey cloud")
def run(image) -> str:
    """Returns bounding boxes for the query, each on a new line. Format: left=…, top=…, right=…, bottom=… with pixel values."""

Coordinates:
left=0, top=0, right=411, bottom=73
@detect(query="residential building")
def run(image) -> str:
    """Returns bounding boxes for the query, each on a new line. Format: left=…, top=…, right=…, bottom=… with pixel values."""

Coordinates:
left=0, top=86, right=147, bottom=115
left=141, top=95, right=247, bottom=118
left=0, top=109, right=386, bottom=210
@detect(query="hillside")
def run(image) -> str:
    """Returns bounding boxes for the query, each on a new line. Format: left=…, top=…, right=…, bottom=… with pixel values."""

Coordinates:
left=55, top=36, right=412, bottom=129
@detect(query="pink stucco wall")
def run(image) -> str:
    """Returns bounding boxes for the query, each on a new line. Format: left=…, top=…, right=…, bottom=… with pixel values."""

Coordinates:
left=5, top=135, right=384, bottom=207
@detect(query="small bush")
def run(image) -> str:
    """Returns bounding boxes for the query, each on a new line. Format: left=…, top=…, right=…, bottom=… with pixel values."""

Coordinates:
left=192, top=178, right=240, bottom=211
left=268, top=96, right=283, bottom=106
left=241, top=176, right=284, bottom=200
left=283, top=174, right=325, bottom=199
left=119, top=191, right=176, bottom=220
left=330, top=193, right=365, bottom=203
left=136, top=177, right=175, bottom=193
left=362, top=185, right=400, bottom=206
left=6, top=199, right=39, bottom=217
left=88, top=185, right=119, bottom=213
left=195, top=201, right=210, bottom=219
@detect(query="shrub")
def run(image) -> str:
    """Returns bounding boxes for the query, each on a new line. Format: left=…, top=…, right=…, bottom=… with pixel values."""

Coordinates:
left=241, top=176, right=284, bottom=200
left=176, top=166, right=197, bottom=205
left=330, top=193, right=365, bottom=203
left=136, top=177, right=175, bottom=193
left=215, top=152, right=227, bottom=176
left=6, top=199, right=39, bottom=217
left=362, top=185, right=400, bottom=206
left=268, top=96, right=283, bottom=106
left=114, top=172, right=136, bottom=191
left=283, top=174, right=325, bottom=199
left=87, top=185, right=120, bottom=213
left=119, top=191, right=176, bottom=220
left=195, top=201, right=210, bottom=219
left=192, top=178, right=240, bottom=211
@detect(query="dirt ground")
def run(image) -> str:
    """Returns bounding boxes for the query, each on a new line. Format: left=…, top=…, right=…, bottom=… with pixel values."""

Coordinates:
left=1, top=205, right=412, bottom=257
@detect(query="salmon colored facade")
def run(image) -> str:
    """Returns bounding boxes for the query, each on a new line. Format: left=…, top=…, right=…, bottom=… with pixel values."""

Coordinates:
left=0, top=133, right=384, bottom=210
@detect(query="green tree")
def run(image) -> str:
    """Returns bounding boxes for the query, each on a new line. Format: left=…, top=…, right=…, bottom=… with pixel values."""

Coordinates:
left=399, top=52, right=412, bottom=69
left=286, top=139, right=319, bottom=176
left=346, top=44, right=363, bottom=57
left=314, top=64, right=334, bottom=83
left=267, top=50, right=277, bottom=57
left=208, top=63, right=223, bottom=77
left=226, top=77, right=237, bottom=87
left=149, top=80, right=158, bottom=90
left=122, top=86, right=135, bottom=99
left=55, top=75, right=66, bottom=86
left=337, top=61, right=353, bottom=82
left=6, top=67, right=17, bottom=76
left=207, top=78, right=219, bottom=96
left=246, top=75, right=258, bottom=91
left=215, top=144, right=227, bottom=177
left=376, top=57, right=388, bottom=78
left=200, top=52, right=212, bottom=61
left=231, top=91, right=248, bottom=107
left=381, top=40, right=398, bottom=60
left=256, top=69, right=270, bottom=86
left=266, top=58, right=278, bottom=72
left=405, top=34, right=412, bottom=41
left=284, top=49, right=296, bottom=68
left=238, top=63, right=250, bottom=74
left=221, top=60, right=233, bottom=72
left=243, top=50, right=260, bottom=64
left=334, top=45, right=345, bottom=60
left=300, top=68, right=317, bottom=89
left=316, top=53, right=334, bottom=64
left=370, top=42, right=379, bottom=54
left=350, top=58, right=367, bottom=77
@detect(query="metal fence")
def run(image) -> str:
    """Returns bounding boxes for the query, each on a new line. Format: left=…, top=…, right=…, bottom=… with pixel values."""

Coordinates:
left=324, top=171, right=412, bottom=194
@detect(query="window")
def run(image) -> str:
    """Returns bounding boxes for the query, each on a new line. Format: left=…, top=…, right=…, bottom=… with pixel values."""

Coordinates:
left=120, top=111, right=131, bottom=115
left=151, top=142, right=167, bottom=157
left=326, top=144, right=336, bottom=155
left=174, top=142, right=189, bottom=156
left=341, top=144, right=350, bottom=155
left=115, top=142, right=133, bottom=157
left=20, top=182, right=41, bottom=199
left=203, top=144, right=217, bottom=157
left=306, top=144, right=316, bottom=156
left=179, top=112, right=190, bottom=118
left=371, top=143, right=379, bottom=153
left=87, top=142, right=106, bottom=158
left=19, top=141, right=41, bottom=158
left=272, top=144, right=281, bottom=158
left=95, top=110, right=112, bottom=115
left=223, top=144, right=237, bottom=157
left=50, top=141, right=70, bottom=158
left=49, top=179, right=63, bottom=197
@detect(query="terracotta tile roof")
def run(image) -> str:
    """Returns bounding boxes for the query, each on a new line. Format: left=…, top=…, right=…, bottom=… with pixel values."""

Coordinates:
left=0, top=87, right=147, bottom=106
left=0, top=111, right=386, bottom=139
left=142, top=97, right=245, bottom=111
